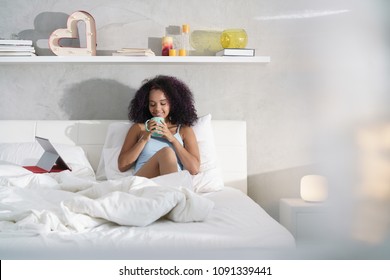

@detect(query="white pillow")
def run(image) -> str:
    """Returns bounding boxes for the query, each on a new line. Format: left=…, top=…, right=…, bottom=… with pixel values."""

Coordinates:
left=95, top=121, right=133, bottom=180
left=0, top=142, right=94, bottom=176
left=192, top=113, right=218, bottom=172
left=0, top=161, right=32, bottom=177
left=191, top=114, right=223, bottom=192
left=101, top=147, right=133, bottom=180
left=97, top=114, right=224, bottom=192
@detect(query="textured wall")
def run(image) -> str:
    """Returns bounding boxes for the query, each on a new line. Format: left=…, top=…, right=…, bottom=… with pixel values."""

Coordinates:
left=1, top=0, right=389, bottom=224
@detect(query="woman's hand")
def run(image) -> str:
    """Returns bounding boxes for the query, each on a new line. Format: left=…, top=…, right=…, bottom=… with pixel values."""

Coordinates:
left=156, top=121, right=175, bottom=142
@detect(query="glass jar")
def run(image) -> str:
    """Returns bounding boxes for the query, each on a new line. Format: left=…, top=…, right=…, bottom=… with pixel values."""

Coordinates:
left=190, top=30, right=222, bottom=55
left=162, top=36, right=173, bottom=56
left=220, top=29, right=248, bottom=49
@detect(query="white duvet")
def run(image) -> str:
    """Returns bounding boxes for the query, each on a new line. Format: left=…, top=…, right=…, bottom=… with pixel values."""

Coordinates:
left=0, top=162, right=296, bottom=259
left=0, top=163, right=214, bottom=233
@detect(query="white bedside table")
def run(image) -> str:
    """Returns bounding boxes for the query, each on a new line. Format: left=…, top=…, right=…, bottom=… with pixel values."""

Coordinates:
left=279, top=198, right=331, bottom=244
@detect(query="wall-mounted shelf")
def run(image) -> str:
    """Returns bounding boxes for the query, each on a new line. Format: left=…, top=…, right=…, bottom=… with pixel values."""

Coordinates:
left=0, top=55, right=270, bottom=64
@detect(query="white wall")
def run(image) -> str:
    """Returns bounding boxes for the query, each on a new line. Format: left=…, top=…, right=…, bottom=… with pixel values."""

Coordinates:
left=1, top=0, right=389, bottom=247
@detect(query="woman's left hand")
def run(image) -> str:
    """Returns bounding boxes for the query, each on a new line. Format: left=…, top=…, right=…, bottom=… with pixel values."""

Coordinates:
left=158, top=122, right=175, bottom=142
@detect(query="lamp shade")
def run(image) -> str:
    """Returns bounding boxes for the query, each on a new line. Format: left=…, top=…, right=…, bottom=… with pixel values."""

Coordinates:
left=300, top=175, right=328, bottom=202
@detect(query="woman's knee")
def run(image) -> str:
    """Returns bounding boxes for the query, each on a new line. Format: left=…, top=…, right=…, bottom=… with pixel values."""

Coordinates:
left=157, top=147, right=178, bottom=174
left=158, top=147, right=178, bottom=167
left=158, top=147, right=177, bottom=162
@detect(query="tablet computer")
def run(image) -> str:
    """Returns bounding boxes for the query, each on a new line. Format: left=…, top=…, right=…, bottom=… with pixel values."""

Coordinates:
left=23, top=136, right=71, bottom=173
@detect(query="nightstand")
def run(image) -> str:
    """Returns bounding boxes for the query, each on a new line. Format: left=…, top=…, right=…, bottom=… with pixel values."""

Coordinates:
left=279, top=198, right=331, bottom=244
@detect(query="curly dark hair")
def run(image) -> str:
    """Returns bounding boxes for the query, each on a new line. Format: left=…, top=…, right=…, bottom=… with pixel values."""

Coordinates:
left=128, top=75, right=198, bottom=126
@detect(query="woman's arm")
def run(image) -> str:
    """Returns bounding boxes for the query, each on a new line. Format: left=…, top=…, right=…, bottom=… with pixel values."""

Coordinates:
left=118, top=123, right=151, bottom=172
left=170, top=125, right=200, bottom=175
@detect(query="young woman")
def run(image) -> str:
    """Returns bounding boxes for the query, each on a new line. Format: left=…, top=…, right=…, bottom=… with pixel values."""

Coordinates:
left=118, top=75, right=200, bottom=178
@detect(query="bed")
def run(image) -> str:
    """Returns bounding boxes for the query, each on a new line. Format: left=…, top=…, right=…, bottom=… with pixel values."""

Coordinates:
left=0, top=115, right=295, bottom=259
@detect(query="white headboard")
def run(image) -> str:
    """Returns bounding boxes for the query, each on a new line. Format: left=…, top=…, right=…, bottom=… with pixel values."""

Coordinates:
left=0, top=120, right=247, bottom=193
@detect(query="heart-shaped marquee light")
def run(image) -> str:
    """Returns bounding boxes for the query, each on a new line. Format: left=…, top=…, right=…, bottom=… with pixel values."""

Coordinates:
left=49, top=11, right=97, bottom=56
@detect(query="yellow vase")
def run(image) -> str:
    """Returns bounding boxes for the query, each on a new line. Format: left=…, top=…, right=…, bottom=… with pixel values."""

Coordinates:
left=220, top=29, right=248, bottom=49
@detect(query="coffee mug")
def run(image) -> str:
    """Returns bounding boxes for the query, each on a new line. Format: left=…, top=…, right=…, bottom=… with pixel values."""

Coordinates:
left=145, top=117, right=164, bottom=137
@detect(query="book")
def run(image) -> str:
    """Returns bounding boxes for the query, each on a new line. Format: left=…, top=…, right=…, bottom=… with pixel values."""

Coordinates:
left=112, top=48, right=155, bottom=57
left=112, top=52, right=155, bottom=57
left=0, top=39, right=35, bottom=56
left=0, top=46, right=35, bottom=52
left=216, top=48, right=255, bottom=57
left=0, top=52, right=36, bottom=56
left=0, top=39, right=33, bottom=46
left=117, top=48, right=153, bottom=52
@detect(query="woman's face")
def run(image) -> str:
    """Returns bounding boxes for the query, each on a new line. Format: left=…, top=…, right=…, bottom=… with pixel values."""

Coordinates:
left=148, top=89, right=171, bottom=119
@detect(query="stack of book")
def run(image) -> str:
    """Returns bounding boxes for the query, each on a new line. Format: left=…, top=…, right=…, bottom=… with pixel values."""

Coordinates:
left=0, top=39, right=36, bottom=56
left=216, top=48, right=255, bottom=57
left=112, top=48, right=155, bottom=57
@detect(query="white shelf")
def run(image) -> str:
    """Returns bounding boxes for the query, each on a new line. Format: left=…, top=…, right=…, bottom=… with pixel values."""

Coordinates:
left=0, top=55, right=270, bottom=64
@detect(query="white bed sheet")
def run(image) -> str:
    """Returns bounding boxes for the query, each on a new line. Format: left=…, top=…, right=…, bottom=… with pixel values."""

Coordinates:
left=0, top=166, right=295, bottom=259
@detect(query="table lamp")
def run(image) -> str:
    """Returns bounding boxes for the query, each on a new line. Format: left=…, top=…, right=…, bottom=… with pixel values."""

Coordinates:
left=300, top=175, right=328, bottom=202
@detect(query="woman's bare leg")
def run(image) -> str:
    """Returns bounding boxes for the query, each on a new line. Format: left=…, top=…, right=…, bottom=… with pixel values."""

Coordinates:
left=135, top=147, right=179, bottom=178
